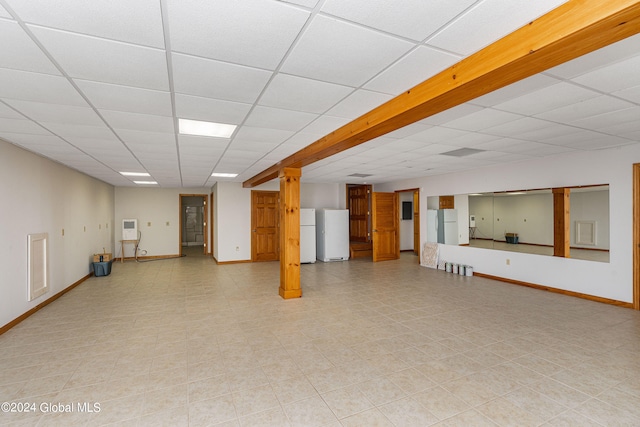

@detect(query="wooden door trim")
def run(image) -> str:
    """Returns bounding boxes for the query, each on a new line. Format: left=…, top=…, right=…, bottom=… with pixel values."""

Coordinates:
left=634, top=164, right=640, bottom=310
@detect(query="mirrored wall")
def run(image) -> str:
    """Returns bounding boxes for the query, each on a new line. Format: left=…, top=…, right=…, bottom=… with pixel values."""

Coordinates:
left=427, top=185, right=610, bottom=262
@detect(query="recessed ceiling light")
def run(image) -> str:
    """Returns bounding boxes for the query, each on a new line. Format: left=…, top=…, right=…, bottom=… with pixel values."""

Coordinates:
left=211, top=173, right=238, bottom=178
left=133, top=181, right=157, bottom=185
left=179, top=118, right=236, bottom=138
left=120, top=171, right=150, bottom=177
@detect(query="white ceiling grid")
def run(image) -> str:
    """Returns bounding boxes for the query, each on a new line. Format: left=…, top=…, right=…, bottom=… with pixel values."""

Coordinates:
left=0, top=0, right=638, bottom=187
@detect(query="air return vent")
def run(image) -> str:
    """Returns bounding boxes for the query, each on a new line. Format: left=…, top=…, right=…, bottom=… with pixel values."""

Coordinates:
left=28, top=233, right=49, bottom=301
left=441, top=148, right=485, bottom=157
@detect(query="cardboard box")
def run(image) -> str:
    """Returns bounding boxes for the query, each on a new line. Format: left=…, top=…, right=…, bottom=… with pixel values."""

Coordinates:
left=93, top=253, right=112, bottom=262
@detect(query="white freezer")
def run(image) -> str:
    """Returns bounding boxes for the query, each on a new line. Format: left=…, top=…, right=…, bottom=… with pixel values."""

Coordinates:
left=300, top=208, right=316, bottom=263
left=316, top=209, right=349, bottom=262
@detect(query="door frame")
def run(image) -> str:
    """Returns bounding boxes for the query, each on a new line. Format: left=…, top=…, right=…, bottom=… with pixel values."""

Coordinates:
left=395, top=188, right=420, bottom=262
left=346, top=183, right=373, bottom=243
left=210, top=192, right=214, bottom=259
left=179, top=194, right=208, bottom=257
left=372, top=191, right=400, bottom=262
left=634, top=164, right=640, bottom=310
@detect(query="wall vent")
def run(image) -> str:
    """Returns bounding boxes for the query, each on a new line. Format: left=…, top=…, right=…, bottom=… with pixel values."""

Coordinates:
left=575, top=221, right=596, bottom=245
left=28, top=233, right=49, bottom=301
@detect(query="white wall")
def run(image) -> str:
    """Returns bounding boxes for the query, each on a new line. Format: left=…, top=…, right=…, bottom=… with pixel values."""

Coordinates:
left=0, top=140, right=114, bottom=328
left=212, top=181, right=343, bottom=262
left=493, top=193, right=553, bottom=244
left=114, top=187, right=209, bottom=258
left=375, top=144, right=639, bottom=303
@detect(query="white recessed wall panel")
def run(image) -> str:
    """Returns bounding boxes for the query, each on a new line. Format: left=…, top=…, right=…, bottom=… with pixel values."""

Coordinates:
left=174, top=94, right=251, bottom=124
left=172, top=54, right=271, bottom=104
left=167, top=0, right=309, bottom=69
left=5, top=0, right=165, bottom=48
left=322, top=0, right=476, bottom=41
left=75, top=80, right=172, bottom=116
left=0, top=20, right=59, bottom=75
left=0, top=68, right=88, bottom=106
left=5, top=100, right=103, bottom=126
left=29, top=26, right=169, bottom=90
left=428, top=0, right=568, bottom=55
left=259, top=74, right=353, bottom=114
left=364, top=46, right=460, bottom=95
left=99, top=110, right=175, bottom=133
left=281, top=15, right=413, bottom=87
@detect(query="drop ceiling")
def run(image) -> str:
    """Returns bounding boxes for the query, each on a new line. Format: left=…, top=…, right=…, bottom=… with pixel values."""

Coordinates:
left=0, top=0, right=639, bottom=188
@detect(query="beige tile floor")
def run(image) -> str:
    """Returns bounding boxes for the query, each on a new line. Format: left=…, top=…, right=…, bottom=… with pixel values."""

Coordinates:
left=1, top=252, right=639, bottom=426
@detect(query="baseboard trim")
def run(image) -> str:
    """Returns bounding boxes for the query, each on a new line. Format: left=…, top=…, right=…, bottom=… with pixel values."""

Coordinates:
left=474, top=272, right=633, bottom=309
left=116, top=254, right=181, bottom=262
left=215, top=258, right=252, bottom=265
left=0, top=273, right=92, bottom=335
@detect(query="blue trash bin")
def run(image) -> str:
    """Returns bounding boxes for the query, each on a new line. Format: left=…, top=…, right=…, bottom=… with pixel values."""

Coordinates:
left=93, top=260, right=112, bottom=277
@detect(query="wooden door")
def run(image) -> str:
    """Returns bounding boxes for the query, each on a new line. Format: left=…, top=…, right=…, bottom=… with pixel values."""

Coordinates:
left=372, top=192, right=399, bottom=262
left=348, top=185, right=371, bottom=242
left=251, top=191, right=279, bottom=262
left=413, top=190, right=420, bottom=257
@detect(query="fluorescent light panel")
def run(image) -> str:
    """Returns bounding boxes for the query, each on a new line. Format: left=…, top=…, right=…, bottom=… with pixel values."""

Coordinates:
left=120, top=171, right=150, bottom=177
left=134, top=181, right=157, bottom=185
left=211, top=173, right=238, bottom=178
left=179, top=118, right=236, bottom=138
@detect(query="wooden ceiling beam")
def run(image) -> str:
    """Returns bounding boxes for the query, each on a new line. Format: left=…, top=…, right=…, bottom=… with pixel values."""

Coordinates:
left=243, top=0, right=640, bottom=188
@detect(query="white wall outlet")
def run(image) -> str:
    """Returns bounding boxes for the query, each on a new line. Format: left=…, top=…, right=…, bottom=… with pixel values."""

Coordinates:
left=147, top=222, right=151, bottom=227
left=166, top=221, right=170, bottom=226
left=235, top=246, right=240, bottom=251
left=506, top=259, right=510, bottom=265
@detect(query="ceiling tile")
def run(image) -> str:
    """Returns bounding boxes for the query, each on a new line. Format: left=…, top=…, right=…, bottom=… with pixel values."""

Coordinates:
left=175, top=94, right=251, bottom=125
left=0, top=132, right=64, bottom=147
left=5, top=0, right=165, bottom=48
left=364, top=46, right=460, bottom=95
left=545, top=33, right=640, bottom=79
left=442, top=108, right=523, bottom=132
left=325, top=89, right=393, bottom=119
left=0, top=117, right=50, bottom=134
left=572, top=54, right=640, bottom=93
left=0, top=102, right=25, bottom=119
left=404, top=126, right=468, bottom=144
left=0, top=20, right=59, bottom=75
left=172, top=53, right=272, bottom=104
left=535, top=95, right=635, bottom=123
left=259, top=74, right=354, bottom=114
left=75, top=80, right=172, bottom=116
left=482, top=117, right=555, bottom=138
left=0, top=4, right=10, bottom=18
left=280, top=15, right=414, bottom=87
left=419, top=103, right=485, bottom=126
left=99, top=110, right=175, bottom=133
left=471, top=74, right=559, bottom=107
left=233, top=126, right=294, bottom=144
left=29, top=26, right=169, bottom=90
left=5, top=99, right=103, bottom=126
left=167, top=0, right=309, bottom=69
left=428, top=0, right=568, bottom=55
left=244, top=106, right=317, bottom=132
left=493, top=82, right=600, bottom=116
left=322, top=0, right=476, bottom=41
left=300, top=115, right=350, bottom=135
left=278, top=0, right=319, bottom=8
left=613, top=84, right=640, bottom=104
left=571, top=106, right=640, bottom=131
left=115, top=129, right=176, bottom=146
left=0, top=68, right=88, bottom=106
left=41, top=122, right=115, bottom=140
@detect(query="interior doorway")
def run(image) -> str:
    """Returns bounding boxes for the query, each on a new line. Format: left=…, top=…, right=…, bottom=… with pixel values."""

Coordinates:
left=251, top=190, right=280, bottom=262
left=396, top=188, right=421, bottom=262
left=347, top=184, right=372, bottom=259
left=179, top=194, right=208, bottom=257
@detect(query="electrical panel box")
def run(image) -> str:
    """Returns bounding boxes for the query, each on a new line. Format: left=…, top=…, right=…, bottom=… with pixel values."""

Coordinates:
left=122, top=219, right=138, bottom=240
left=469, top=215, right=476, bottom=227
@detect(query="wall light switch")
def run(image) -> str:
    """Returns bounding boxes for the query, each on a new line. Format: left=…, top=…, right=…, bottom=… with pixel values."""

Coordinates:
left=147, top=222, right=151, bottom=227
left=166, top=221, right=170, bottom=226
left=83, top=226, right=86, bottom=232
left=99, top=224, right=101, bottom=229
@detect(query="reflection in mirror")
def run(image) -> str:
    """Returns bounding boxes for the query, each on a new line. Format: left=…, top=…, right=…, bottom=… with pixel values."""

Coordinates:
left=430, top=185, right=609, bottom=263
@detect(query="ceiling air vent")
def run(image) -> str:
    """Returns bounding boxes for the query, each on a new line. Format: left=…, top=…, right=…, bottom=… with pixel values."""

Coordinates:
left=348, top=173, right=372, bottom=178
left=441, top=148, right=485, bottom=157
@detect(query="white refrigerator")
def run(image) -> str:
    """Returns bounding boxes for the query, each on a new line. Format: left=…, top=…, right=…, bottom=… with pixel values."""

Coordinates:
left=427, top=209, right=459, bottom=245
left=300, top=208, right=316, bottom=263
left=316, top=209, right=350, bottom=262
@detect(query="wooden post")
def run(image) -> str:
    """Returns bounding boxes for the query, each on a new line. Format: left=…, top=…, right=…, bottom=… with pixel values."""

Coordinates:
left=279, top=167, right=302, bottom=299
left=553, top=188, right=570, bottom=258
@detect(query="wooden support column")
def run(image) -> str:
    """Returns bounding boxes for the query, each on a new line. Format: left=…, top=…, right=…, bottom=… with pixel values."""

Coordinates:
left=553, top=188, right=570, bottom=258
left=279, top=167, right=302, bottom=299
